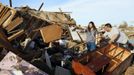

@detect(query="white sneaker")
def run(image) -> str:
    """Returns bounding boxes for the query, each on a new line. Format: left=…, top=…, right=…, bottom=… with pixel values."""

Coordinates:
left=130, top=49, right=134, bottom=53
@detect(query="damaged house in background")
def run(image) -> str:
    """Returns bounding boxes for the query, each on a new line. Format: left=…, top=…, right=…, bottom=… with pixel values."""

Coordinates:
left=0, top=2, right=133, bottom=75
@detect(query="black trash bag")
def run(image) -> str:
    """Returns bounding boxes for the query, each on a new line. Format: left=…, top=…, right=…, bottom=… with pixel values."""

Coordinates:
left=127, top=42, right=134, bottom=50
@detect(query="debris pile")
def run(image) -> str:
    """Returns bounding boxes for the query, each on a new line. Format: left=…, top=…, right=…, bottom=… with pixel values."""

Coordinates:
left=0, top=2, right=133, bottom=75
left=0, top=3, right=85, bottom=75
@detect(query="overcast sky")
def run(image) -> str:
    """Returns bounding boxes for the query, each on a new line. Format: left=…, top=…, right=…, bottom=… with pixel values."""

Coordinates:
left=1, top=0, right=134, bottom=26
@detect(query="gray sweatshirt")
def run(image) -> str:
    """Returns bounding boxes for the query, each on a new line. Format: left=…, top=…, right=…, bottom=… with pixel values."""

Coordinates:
left=86, top=29, right=97, bottom=42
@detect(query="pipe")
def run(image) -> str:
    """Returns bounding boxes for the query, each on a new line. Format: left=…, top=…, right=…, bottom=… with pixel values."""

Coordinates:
left=38, top=2, right=44, bottom=11
left=9, top=0, right=12, bottom=7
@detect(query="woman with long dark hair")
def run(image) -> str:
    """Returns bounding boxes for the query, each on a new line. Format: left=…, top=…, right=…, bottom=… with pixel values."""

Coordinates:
left=86, top=21, right=97, bottom=51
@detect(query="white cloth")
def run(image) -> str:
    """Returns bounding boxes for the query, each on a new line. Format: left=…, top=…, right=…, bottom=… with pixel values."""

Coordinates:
left=104, top=27, right=128, bottom=44
left=59, top=39, right=67, bottom=46
left=117, top=31, right=128, bottom=44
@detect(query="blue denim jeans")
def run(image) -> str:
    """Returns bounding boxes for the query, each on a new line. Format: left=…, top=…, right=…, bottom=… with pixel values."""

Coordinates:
left=87, top=42, right=96, bottom=51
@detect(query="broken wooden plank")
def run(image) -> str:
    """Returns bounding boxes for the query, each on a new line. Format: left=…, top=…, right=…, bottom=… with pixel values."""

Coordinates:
left=0, top=4, right=17, bottom=28
left=0, top=10, right=11, bottom=26
left=5, top=17, right=23, bottom=32
left=8, top=29, right=24, bottom=41
left=0, top=27, right=15, bottom=51
left=0, top=27, right=42, bottom=60
left=0, top=4, right=4, bottom=12
left=2, top=9, right=17, bottom=28
left=0, top=7, right=9, bottom=19
left=40, top=24, right=63, bottom=43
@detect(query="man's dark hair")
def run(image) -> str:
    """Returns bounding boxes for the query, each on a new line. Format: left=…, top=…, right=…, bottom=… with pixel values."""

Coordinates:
left=105, top=23, right=112, bottom=28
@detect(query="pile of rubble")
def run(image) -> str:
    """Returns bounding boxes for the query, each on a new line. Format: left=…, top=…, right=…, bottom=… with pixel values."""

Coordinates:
left=0, top=2, right=133, bottom=75
left=0, top=3, right=87, bottom=75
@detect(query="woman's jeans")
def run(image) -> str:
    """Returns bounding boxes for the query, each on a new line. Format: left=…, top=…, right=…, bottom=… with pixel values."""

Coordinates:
left=87, top=41, right=96, bottom=51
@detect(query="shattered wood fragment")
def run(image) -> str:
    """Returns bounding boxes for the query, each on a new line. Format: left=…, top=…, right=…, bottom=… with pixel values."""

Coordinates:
left=0, top=9, right=11, bottom=26
left=0, top=7, right=9, bottom=18
left=5, top=17, right=23, bottom=32
left=40, top=24, right=63, bottom=43
left=0, top=28, right=14, bottom=50
left=0, top=4, right=4, bottom=12
left=0, top=5, right=16, bottom=28
left=8, top=29, right=24, bottom=41
left=2, top=9, right=17, bottom=28
left=0, top=28, right=22, bottom=57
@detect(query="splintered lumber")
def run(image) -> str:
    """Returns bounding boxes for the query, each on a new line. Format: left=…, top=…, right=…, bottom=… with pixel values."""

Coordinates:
left=0, top=27, right=14, bottom=50
left=0, top=9, right=11, bottom=26
left=0, top=4, right=16, bottom=28
left=8, top=29, right=24, bottom=41
left=0, top=4, right=4, bottom=12
left=0, top=27, right=22, bottom=54
left=0, top=27, right=42, bottom=60
left=5, top=17, right=23, bottom=32
left=0, top=7, right=9, bottom=19
left=40, top=24, right=63, bottom=43
left=2, top=9, right=17, bottom=28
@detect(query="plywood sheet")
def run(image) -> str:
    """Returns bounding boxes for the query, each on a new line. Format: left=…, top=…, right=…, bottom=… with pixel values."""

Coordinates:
left=40, top=25, right=63, bottom=43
